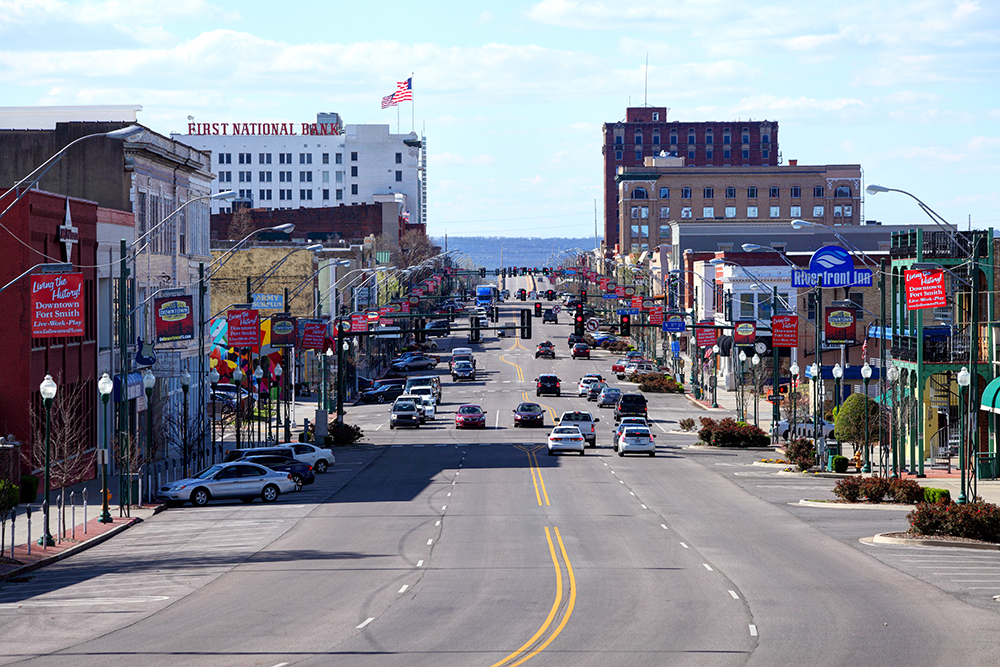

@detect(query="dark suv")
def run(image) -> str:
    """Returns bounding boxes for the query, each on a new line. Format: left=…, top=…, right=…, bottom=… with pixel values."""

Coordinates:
left=542, top=309, right=558, bottom=323
left=615, top=392, right=648, bottom=422
left=535, top=374, right=561, bottom=397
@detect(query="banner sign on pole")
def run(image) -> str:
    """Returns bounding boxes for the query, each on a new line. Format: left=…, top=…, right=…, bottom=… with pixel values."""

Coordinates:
left=270, top=314, right=297, bottom=348
left=696, top=320, right=720, bottom=347
left=599, top=277, right=609, bottom=292
left=154, top=295, right=194, bottom=343
left=300, top=320, right=327, bottom=350
left=791, top=245, right=873, bottom=288
left=615, top=285, right=626, bottom=298
left=904, top=269, right=948, bottom=310
left=31, top=272, right=84, bottom=338
left=350, top=312, right=368, bottom=333
left=648, top=305, right=664, bottom=325
left=733, top=320, right=757, bottom=347
left=771, top=314, right=799, bottom=348
left=631, top=295, right=643, bottom=310
left=824, top=306, right=857, bottom=345
left=227, top=309, right=260, bottom=348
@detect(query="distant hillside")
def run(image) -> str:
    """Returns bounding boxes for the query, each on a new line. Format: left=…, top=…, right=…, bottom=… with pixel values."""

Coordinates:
left=434, top=237, right=601, bottom=270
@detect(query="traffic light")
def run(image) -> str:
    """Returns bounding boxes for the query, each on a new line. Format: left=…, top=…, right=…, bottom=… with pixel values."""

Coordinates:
left=470, top=315, right=480, bottom=343
left=494, top=268, right=500, bottom=277
left=574, top=304, right=585, bottom=336
left=546, top=290, right=554, bottom=301
left=534, top=302, right=542, bottom=317
left=519, top=289, right=526, bottom=301
left=491, top=305, right=499, bottom=323
left=581, top=290, right=587, bottom=301
left=479, top=267, right=486, bottom=278
left=415, top=317, right=426, bottom=343
left=620, top=313, right=631, bottom=336
left=520, top=309, right=532, bottom=340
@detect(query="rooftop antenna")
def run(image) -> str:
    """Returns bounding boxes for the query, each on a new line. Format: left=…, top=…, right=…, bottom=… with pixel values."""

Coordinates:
left=644, top=52, right=649, bottom=106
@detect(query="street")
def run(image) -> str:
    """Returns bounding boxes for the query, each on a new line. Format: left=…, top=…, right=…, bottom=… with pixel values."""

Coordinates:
left=1, top=290, right=999, bottom=666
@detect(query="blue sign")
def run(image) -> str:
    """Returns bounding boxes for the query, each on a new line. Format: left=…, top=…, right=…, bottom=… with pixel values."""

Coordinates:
left=617, top=308, right=640, bottom=315
left=252, top=293, right=284, bottom=310
left=791, top=245, right=873, bottom=288
left=671, top=340, right=681, bottom=358
left=662, top=317, right=686, bottom=333
left=602, top=294, right=618, bottom=300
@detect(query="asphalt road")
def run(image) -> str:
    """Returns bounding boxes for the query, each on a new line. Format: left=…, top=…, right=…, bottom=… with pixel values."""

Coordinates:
left=1, top=288, right=999, bottom=666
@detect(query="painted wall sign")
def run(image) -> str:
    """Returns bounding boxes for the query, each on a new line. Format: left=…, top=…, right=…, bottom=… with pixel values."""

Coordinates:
left=791, top=245, right=873, bottom=288
left=31, top=272, right=84, bottom=338
left=252, top=293, right=283, bottom=310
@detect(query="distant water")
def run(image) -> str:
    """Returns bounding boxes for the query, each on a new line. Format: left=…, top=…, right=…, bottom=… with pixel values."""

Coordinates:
left=434, top=237, right=601, bottom=270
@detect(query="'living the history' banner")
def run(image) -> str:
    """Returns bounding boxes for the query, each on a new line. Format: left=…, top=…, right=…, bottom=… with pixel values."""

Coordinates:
left=31, top=272, right=84, bottom=338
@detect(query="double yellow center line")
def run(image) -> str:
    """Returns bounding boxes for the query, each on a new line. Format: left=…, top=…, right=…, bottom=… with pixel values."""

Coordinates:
left=514, top=445, right=549, bottom=506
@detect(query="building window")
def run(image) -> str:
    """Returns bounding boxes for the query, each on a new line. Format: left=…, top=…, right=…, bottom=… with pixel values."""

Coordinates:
left=652, top=132, right=660, bottom=145
left=395, top=170, right=403, bottom=182
left=742, top=149, right=750, bottom=160
left=703, top=206, right=715, bottom=218
left=279, top=153, right=291, bottom=164
left=725, top=206, right=736, bottom=218
left=807, top=293, right=817, bottom=320
left=299, top=153, right=312, bottom=164
left=740, top=293, right=755, bottom=319
left=299, top=171, right=312, bottom=182
left=336, top=189, right=343, bottom=200
left=336, top=153, right=343, bottom=164
left=681, top=206, right=692, bottom=219
left=835, top=185, right=852, bottom=197
left=747, top=187, right=758, bottom=199
left=635, top=150, right=642, bottom=161
left=322, top=153, right=329, bottom=164
left=351, top=166, right=358, bottom=177
left=279, top=171, right=291, bottom=182
left=688, top=131, right=696, bottom=145
left=658, top=224, right=669, bottom=238
left=791, top=186, right=801, bottom=198
left=322, top=189, right=330, bottom=200
left=834, top=205, right=843, bottom=217
left=762, top=150, right=769, bottom=159
left=762, top=134, right=770, bottom=144
left=747, top=206, right=758, bottom=218
left=351, top=184, right=358, bottom=195
left=631, top=207, right=639, bottom=219
left=769, top=187, right=779, bottom=198
left=219, top=171, right=232, bottom=183
left=615, top=150, right=623, bottom=160
left=849, top=293, right=864, bottom=311
left=703, top=187, right=714, bottom=199
left=725, top=186, right=736, bottom=199
left=813, top=186, right=824, bottom=197
left=670, top=131, right=678, bottom=145
left=724, top=148, right=731, bottom=159
left=659, top=207, right=670, bottom=218
left=219, top=153, right=232, bottom=164
left=259, top=153, right=272, bottom=164
left=300, top=189, right=313, bottom=200
left=706, top=149, right=713, bottom=159
left=659, top=187, right=669, bottom=199
left=238, top=189, right=251, bottom=199
left=705, top=132, right=713, bottom=145
left=770, top=206, right=780, bottom=218
left=336, top=171, right=343, bottom=183
left=279, top=190, right=289, bottom=201
left=634, top=131, right=642, bottom=145
left=723, top=132, right=731, bottom=144
left=790, top=205, right=802, bottom=217
left=640, top=207, right=649, bottom=219
left=844, top=205, right=853, bottom=217
left=632, top=187, right=648, bottom=199
left=395, top=152, right=402, bottom=164
left=259, top=189, right=272, bottom=201
left=615, top=135, right=623, bottom=145
left=652, top=112, right=659, bottom=121
left=813, top=205, right=824, bottom=217
left=681, top=187, right=692, bottom=199
left=742, top=132, right=750, bottom=144
left=259, top=171, right=272, bottom=182
left=237, top=153, right=247, bottom=164
left=351, top=151, right=358, bottom=161
left=688, top=149, right=696, bottom=160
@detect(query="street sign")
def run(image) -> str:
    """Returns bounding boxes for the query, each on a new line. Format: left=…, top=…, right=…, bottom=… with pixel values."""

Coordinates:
left=671, top=340, right=681, bottom=358
left=552, top=304, right=562, bottom=314
left=662, top=314, right=684, bottom=332
left=585, top=318, right=600, bottom=333
left=767, top=395, right=783, bottom=403
left=617, top=308, right=640, bottom=315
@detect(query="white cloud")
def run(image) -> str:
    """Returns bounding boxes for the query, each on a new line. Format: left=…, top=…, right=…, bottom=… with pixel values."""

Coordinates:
left=479, top=10, right=493, bottom=23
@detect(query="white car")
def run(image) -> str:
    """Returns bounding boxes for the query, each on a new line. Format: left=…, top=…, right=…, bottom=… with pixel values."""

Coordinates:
left=792, top=419, right=837, bottom=440
left=547, top=425, right=586, bottom=456
left=286, top=443, right=336, bottom=472
left=406, top=387, right=438, bottom=419
left=616, top=426, right=657, bottom=457
left=578, top=377, right=600, bottom=396
left=397, top=394, right=429, bottom=423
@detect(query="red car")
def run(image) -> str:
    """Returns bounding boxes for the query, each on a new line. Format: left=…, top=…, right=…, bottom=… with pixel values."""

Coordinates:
left=571, top=343, right=590, bottom=359
left=611, top=358, right=628, bottom=374
left=455, top=404, right=487, bottom=429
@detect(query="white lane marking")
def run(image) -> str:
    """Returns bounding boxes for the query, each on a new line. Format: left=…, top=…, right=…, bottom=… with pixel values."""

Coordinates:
left=270, top=663, right=290, bottom=667
left=435, top=520, right=441, bottom=526
left=392, top=445, right=403, bottom=448
left=680, top=542, right=689, bottom=549
left=661, top=524, right=668, bottom=530
left=749, top=624, right=758, bottom=637
left=611, top=471, right=617, bottom=475
left=656, top=423, right=669, bottom=434
left=357, top=617, right=374, bottom=629
left=703, top=564, right=713, bottom=571
left=455, top=471, right=459, bottom=475
left=641, top=504, right=648, bottom=509
left=442, top=505, right=447, bottom=510
left=398, top=585, right=409, bottom=594
left=447, top=492, right=452, bottom=497
left=495, top=411, right=500, bottom=428
left=619, top=480, right=624, bottom=484
left=603, top=462, right=608, bottom=466
left=629, top=491, right=635, bottom=496
left=0, top=596, right=169, bottom=608
left=416, top=560, right=424, bottom=567
left=375, top=425, right=383, bottom=431
left=729, top=590, right=740, bottom=599
left=427, top=539, right=434, bottom=545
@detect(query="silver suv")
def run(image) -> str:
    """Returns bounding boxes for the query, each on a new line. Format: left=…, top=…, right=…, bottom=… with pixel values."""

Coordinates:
left=556, top=410, right=600, bottom=447
left=390, top=398, right=421, bottom=429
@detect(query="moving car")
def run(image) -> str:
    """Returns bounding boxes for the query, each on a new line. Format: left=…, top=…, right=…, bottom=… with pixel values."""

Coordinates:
left=451, top=360, right=476, bottom=381
left=571, top=343, right=591, bottom=359
left=397, top=393, right=430, bottom=422
left=455, top=404, right=487, bottom=429
left=406, top=386, right=438, bottom=418
left=390, top=354, right=437, bottom=372
left=542, top=309, right=558, bottom=323
left=390, top=397, right=422, bottom=429
left=242, top=455, right=315, bottom=491
left=586, top=382, right=607, bottom=402
left=513, top=402, right=545, bottom=428
left=536, top=374, right=561, bottom=396
left=224, top=443, right=335, bottom=473
left=611, top=359, right=629, bottom=375
left=547, top=425, right=586, bottom=456
left=597, top=387, right=622, bottom=408
left=535, top=341, right=556, bottom=359
left=357, top=383, right=406, bottom=404
left=615, top=393, right=649, bottom=422
left=450, top=352, right=476, bottom=370
left=615, top=426, right=657, bottom=457
left=405, top=375, right=442, bottom=402
left=567, top=333, right=585, bottom=348
left=577, top=377, right=600, bottom=396
left=614, top=417, right=650, bottom=444
left=620, top=361, right=658, bottom=379
left=158, top=462, right=296, bottom=507
left=792, top=418, right=837, bottom=440
left=556, top=410, right=599, bottom=446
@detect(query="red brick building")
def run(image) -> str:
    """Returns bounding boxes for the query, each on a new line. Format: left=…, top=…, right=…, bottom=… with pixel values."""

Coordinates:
left=0, top=189, right=99, bottom=483
left=603, top=106, right=780, bottom=250
left=210, top=201, right=422, bottom=244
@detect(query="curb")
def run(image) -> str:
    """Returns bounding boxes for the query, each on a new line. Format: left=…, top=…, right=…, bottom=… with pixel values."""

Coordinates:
left=796, top=499, right=913, bottom=511
left=865, top=532, right=1000, bottom=551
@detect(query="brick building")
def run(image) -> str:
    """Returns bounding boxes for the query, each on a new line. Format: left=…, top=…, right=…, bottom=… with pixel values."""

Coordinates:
left=603, top=106, right=780, bottom=249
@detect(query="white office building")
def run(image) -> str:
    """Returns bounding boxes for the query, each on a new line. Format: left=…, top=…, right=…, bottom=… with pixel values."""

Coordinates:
left=171, top=112, right=425, bottom=224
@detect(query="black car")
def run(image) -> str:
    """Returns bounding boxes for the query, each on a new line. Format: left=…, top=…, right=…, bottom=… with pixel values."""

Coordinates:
left=357, top=383, right=406, bottom=404
left=587, top=382, right=607, bottom=402
left=425, top=320, right=450, bottom=337
left=567, top=333, right=585, bottom=348
left=535, top=374, right=561, bottom=397
left=615, top=392, right=649, bottom=421
left=242, top=455, right=315, bottom=491
left=513, top=402, right=545, bottom=427
left=542, top=309, right=558, bottom=323
left=535, top=342, right=555, bottom=359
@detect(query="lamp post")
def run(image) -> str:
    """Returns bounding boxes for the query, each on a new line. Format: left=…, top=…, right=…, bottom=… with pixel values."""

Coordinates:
left=208, top=367, right=220, bottom=465
left=274, top=364, right=283, bottom=443
left=809, top=363, right=820, bottom=463
left=38, top=374, right=57, bottom=546
left=232, top=366, right=243, bottom=449
left=861, top=363, right=873, bottom=474
left=711, top=344, right=720, bottom=408
left=752, top=353, right=761, bottom=428
left=957, top=366, right=971, bottom=503
left=97, top=373, right=114, bottom=524
left=254, top=365, right=264, bottom=446
left=832, top=363, right=843, bottom=413
left=738, top=350, right=747, bottom=422
left=142, top=370, right=156, bottom=505
left=887, top=363, right=900, bottom=478
left=180, top=370, right=191, bottom=475
left=326, top=348, right=335, bottom=413
left=790, top=363, right=800, bottom=441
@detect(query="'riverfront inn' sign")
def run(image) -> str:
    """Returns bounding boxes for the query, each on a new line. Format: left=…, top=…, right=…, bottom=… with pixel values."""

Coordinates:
left=791, top=245, right=873, bottom=288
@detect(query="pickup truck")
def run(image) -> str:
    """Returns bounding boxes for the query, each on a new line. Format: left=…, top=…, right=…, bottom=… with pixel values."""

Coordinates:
left=556, top=410, right=600, bottom=447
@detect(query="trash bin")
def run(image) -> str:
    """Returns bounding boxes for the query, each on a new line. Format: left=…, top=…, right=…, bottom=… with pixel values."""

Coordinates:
left=977, top=453, right=998, bottom=480
left=826, top=441, right=842, bottom=471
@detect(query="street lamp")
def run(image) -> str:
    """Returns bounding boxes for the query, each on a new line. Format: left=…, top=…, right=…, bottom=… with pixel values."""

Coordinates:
left=274, top=364, right=283, bottom=443
left=752, top=354, right=761, bottom=428
left=97, top=373, right=114, bottom=524
left=232, top=366, right=243, bottom=449
left=887, top=363, right=900, bottom=478
left=142, top=369, right=156, bottom=504
left=738, top=350, right=747, bottom=422
left=325, top=348, right=334, bottom=413
left=861, top=362, right=873, bottom=473
left=38, top=374, right=57, bottom=547
left=790, top=363, right=800, bottom=440
left=957, top=366, right=971, bottom=503
left=208, top=367, right=220, bottom=465
left=711, top=344, right=720, bottom=408
left=832, top=363, right=843, bottom=412
left=180, top=370, right=191, bottom=475
left=254, top=365, right=264, bottom=446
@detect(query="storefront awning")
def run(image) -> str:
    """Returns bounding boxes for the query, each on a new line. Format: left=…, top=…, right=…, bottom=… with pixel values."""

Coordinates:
left=114, top=372, right=145, bottom=402
left=980, top=376, right=1000, bottom=414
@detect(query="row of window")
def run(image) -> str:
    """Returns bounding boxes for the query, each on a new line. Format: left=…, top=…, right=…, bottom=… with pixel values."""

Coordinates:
left=617, top=133, right=771, bottom=146
left=136, top=190, right=208, bottom=257
left=630, top=204, right=853, bottom=219
left=616, top=148, right=770, bottom=161
left=241, top=186, right=361, bottom=203
left=221, top=169, right=405, bottom=183
left=632, top=185, right=853, bottom=200
left=219, top=151, right=403, bottom=166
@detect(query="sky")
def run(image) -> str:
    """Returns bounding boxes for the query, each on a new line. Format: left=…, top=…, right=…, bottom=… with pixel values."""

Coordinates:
left=1, top=0, right=998, bottom=238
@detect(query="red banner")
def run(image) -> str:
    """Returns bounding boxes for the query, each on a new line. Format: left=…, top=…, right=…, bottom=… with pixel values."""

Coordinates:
left=631, top=295, right=643, bottom=310
left=599, top=277, right=609, bottom=292
left=31, top=272, right=84, bottom=338
left=825, top=306, right=856, bottom=345
left=300, top=320, right=327, bottom=350
left=696, top=320, right=719, bottom=347
left=771, top=314, right=799, bottom=348
left=228, top=309, right=260, bottom=348
left=615, top=285, right=625, bottom=298
left=270, top=314, right=297, bottom=348
left=648, top=305, right=664, bottom=325
left=154, top=295, right=193, bottom=343
left=904, top=269, right=947, bottom=310
left=733, top=320, right=757, bottom=347
left=350, top=312, right=368, bottom=333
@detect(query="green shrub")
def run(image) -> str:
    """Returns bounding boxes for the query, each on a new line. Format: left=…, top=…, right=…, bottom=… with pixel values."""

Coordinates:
left=785, top=439, right=815, bottom=471
left=678, top=418, right=695, bottom=432
left=606, top=341, right=631, bottom=353
left=908, top=501, right=1000, bottom=543
left=327, top=421, right=364, bottom=445
left=833, top=476, right=863, bottom=502
left=19, top=474, right=39, bottom=504
left=860, top=476, right=891, bottom=503
left=0, top=479, right=19, bottom=515
left=831, top=455, right=850, bottom=473
left=890, top=478, right=925, bottom=504
left=923, top=487, right=951, bottom=504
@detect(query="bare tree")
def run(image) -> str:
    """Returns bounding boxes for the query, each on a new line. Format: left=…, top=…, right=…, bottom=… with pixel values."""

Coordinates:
left=161, top=405, right=211, bottom=477
left=29, top=378, right=95, bottom=491
left=393, top=230, right=440, bottom=268
left=226, top=206, right=255, bottom=243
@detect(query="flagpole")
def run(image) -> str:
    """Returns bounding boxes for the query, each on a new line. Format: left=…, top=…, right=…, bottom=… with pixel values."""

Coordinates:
left=410, top=72, right=415, bottom=133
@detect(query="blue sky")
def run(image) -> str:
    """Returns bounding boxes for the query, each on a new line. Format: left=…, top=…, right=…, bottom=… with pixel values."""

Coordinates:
left=1, top=0, right=998, bottom=237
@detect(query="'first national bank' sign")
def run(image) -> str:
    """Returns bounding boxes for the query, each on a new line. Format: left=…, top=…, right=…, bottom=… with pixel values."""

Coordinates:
left=791, top=246, right=873, bottom=288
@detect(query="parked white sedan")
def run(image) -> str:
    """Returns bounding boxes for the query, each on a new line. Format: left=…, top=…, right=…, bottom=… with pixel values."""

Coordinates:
left=547, top=425, right=586, bottom=456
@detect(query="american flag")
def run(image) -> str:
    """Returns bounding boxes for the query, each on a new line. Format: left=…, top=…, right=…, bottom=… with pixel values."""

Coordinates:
left=381, top=94, right=397, bottom=109
left=394, top=77, right=413, bottom=102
